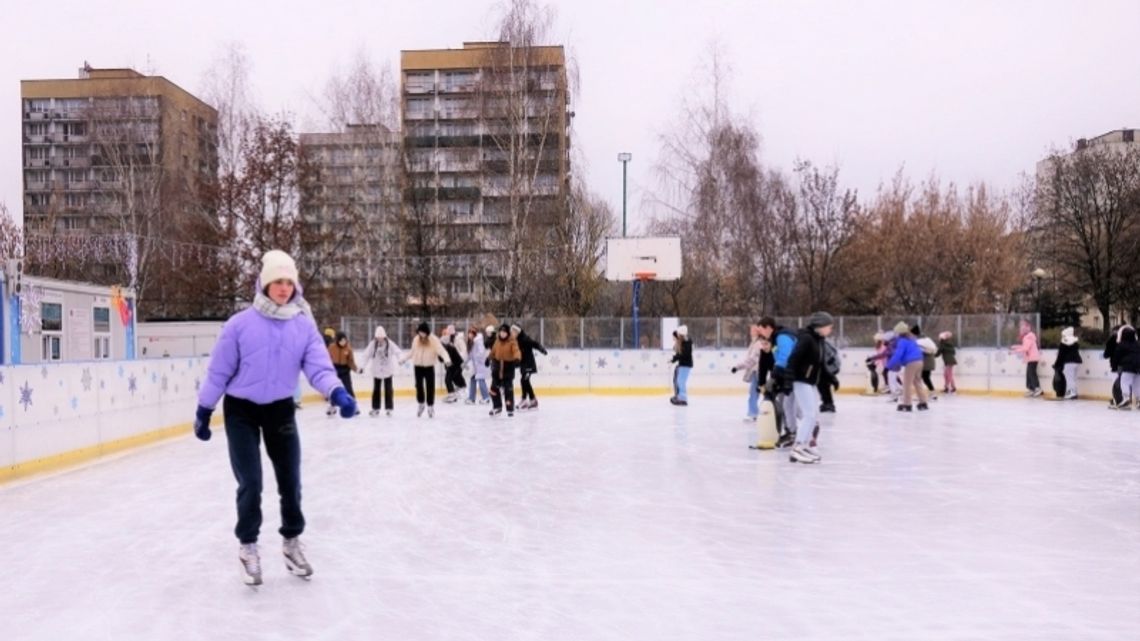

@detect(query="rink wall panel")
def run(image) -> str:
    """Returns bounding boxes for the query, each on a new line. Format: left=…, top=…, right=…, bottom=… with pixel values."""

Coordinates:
left=0, top=348, right=1114, bottom=482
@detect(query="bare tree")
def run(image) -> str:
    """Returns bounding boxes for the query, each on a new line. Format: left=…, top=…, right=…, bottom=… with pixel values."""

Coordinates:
left=785, top=160, right=859, bottom=311
left=1032, top=145, right=1140, bottom=332
left=0, top=203, right=21, bottom=262
left=199, top=42, right=256, bottom=177
left=544, top=181, right=616, bottom=315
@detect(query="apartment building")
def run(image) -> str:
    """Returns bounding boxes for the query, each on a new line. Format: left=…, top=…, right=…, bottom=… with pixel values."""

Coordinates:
left=400, top=41, right=572, bottom=309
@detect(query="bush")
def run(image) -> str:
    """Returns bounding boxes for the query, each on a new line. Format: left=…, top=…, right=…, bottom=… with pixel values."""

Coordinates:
left=1041, top=326, right=1106, bottom=349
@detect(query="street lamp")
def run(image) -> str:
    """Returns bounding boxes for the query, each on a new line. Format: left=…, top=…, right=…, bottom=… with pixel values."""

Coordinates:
left=618, top=152, right=632, bottom=237
left=1032, top=267, right=1047, bottom=322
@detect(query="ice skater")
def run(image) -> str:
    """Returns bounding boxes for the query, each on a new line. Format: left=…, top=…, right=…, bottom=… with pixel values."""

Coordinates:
left=193, top=249, right=357, bottom=585
left=1104, top=324, right=1131, bottom=408
left=400, top=322, right=451, bottom=418
left=465, top=326, right=491, bottom=404
left=361, top=325, right=402, bottom=416
left=758, top=317, right=799, bottom=448
left=786, top=312, right=835, bottom=464
left=731, top=323, right=766, bottom=421
left=886, top=322, right=929, bottom=412
left=327, top=331, right=362, bottom=416
left=936, top=331, right=958, bottom=394
left=670, top=325, right=693, bottom=406
left=441, top=325, right=467, bottom=403
left=1053, top=327, right=1081, bottom=400
left=488, top=323, right=522, bottom=416
left=864, top=333, right=888, bottom=394
left=1010, top=320, right=1043, bottom=398
left=913, top=325, right=939, bottom=401
left=512, top=324, right=548, bottom=410
left=1112, top=327, right=1140, bottom=410
left=817, top=336, right=840, bottom=413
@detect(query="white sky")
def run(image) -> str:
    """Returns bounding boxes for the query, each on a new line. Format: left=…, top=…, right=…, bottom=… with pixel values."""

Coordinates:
left=2, top=0, right=1138, bottom=231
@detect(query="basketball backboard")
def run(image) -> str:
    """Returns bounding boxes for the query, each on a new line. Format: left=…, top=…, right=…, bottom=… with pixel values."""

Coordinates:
left=604, top=237, right=683, bottom=281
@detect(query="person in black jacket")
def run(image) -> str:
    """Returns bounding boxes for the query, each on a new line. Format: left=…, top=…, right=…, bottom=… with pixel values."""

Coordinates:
left=511, top=324, right=548, bottom=410
left=1054, top=327, right=1083, bottom=400
left=670, top=325, right=694, bottom=406
left=1105, top=324, right=1128, bottom=407
left=1114, top=327, right=1140, bottom=410
left=786, top=312, right=835, bottom=464
left=817, top=338, right=840, bottom=413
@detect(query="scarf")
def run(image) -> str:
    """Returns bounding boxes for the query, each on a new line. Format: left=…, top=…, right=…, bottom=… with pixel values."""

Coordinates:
left=252, top=290, right=313, bottom=321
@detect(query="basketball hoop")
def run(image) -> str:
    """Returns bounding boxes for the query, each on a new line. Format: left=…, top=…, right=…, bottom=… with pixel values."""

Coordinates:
left=634, top=271, right=656, bottom=281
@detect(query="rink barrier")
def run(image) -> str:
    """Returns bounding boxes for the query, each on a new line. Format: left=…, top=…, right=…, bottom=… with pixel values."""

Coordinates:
left=0, top=348, right=1115, bottom=484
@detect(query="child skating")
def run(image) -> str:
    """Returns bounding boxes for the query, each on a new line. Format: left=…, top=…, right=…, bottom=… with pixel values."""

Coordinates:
left=361, top=326, right=402, bottom=417
left=400, top=322, right=451, bottom=418
left=936, top=331, right=958, bottom=394
left=1053, top=327, right=1082, bottom=400
left=886, top=323, right=929, bottom=412
left=512, top=324, right=548, bottom=410
left=670, top=325, right=693, bottom=406
left=194, top=250, right=357, bottom=585
left=327, top=330, right=362, bottom=416
left=1010, top=320, right=1043, bottom=397
left=731, top=323, right=766, bottom=421
left=488, top=324, right=522, bottom=416
left=465, top=326, right=491, bottom=404
left=786, top=312, right=835, bottom=464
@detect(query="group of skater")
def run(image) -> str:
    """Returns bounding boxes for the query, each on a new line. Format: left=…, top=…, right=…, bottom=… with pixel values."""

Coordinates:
left=322, top=321, right=549, bottom=420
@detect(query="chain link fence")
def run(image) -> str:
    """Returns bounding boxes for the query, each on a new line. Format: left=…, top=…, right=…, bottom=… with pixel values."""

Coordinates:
left=338, top=314, right=1045, bottom=350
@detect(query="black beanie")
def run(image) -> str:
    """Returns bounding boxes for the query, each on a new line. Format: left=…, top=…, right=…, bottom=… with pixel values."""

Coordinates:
left=417, top=322, right=430, bottom=335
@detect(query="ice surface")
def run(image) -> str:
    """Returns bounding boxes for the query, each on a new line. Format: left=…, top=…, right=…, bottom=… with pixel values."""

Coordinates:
left=2, top=393, right=1138, bottom=641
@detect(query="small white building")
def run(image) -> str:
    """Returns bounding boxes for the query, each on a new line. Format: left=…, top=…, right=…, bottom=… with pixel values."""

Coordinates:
left=136, top=321, right=223, bottom=359
left=1, top=269, right=137, bottom=364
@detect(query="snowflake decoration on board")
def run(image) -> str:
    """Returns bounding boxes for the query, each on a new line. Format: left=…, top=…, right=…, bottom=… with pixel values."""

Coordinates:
left=0, top=370, right=4, bottom=384
left=18, top=381, right=33, bottom=410
left=41, top=366, right=48, bottom=379
left=161, top=375, right=169, bottom=393
left=53, top=405, right=59, bottom=416
left=81, top=369, right=93, bottom=391
left=128, top=375, right=138, bottom=395
left=151, top=372, right=158, bottom=385
left=117, top=365, right=125, bottom=378
left=596, top=358, right=607, bottom=369
left=640, top=352, right=651, bottom=362
left=550, top=356, right=562, bottom=367
left=194, top=377, right=201, bottom=391
left=70, top=397, right=78, bottom=411
left=100, top=380, right=106, bottom=390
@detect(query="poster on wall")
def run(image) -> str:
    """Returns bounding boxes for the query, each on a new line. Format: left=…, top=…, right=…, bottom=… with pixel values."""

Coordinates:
left=661, top=317, right=679, bottom=351
left=69, top=308, right=92, bottom=361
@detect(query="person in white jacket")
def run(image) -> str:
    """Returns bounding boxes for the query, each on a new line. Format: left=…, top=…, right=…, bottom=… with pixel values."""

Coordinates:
left=400, top=322, right=452, bottom=418
left=465, top=326, right=491, bottom=404
left=731, top=324, right=767, bottom=421
left=361, top=326, right=403, bottom=417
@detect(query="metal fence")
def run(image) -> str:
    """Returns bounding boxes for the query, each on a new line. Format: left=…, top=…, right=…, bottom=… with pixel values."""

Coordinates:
left=339, top=314, right=1045, bottom=350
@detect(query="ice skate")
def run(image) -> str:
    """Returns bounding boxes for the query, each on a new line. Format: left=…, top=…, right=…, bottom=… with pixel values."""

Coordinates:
left=1031, top=388, right=1044, bottom=398
left=775, top=433, right=795, bottom=449
left=917, top=402, right=930, bottom=411
left=819, top=404, right=836, bottom=413
left=465, top=399, right=475, bottom=405
left=1064, top=393, right=1077, bottom=400
left=326, top=405, right=337, bottom=417
left=490, top=407, right=502, bottom=417
left=239, top=543, right=262, bottom=586
left=427, top=406, right=435, bottom=418
left=744, top=416, right=758, bottom=423
left=528, top=400, right=538, bottom=411
left=369, top=409, right=380, bottom=417
left=897, top=404, right=912, bottom=412
left=283, top=537, right=313, bottom=579
left=479, top=398, right=491, bottom=405
left=444, top=394, right=458, bottom=404
left=386, top=410, right=392, bottom=417
left=417, top=404, right=425, bottom=417
left=789, top=446, right=820, bottom=464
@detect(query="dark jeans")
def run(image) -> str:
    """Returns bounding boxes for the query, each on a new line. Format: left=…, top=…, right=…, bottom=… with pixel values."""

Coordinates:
left=817, top=376, right=835, bottom=407
left=867, top=364, right=880, bottom=392
left=921, top=369, right=935, bottom=392
left=1026, top=362, right=1040, bottom=391
left=444, top=361, right=467, bottom=393
left=520, top=370, right=536, bottom=401
left=224, top=395, right=303, bottom=545
left=414, top=366, right=436, bottom=406
left=335, top=366, right=355, bottom=398
left=491, top=370, right=515, bottom=411
left=372, top=376, right=393, bottom=410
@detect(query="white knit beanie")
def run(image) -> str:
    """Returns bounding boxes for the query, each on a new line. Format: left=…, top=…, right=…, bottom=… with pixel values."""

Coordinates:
left=260, top=250, right=299, bottom=286
left=676, top=325, right=688, bottom=337
left=375, top=326, right=387, bottom=340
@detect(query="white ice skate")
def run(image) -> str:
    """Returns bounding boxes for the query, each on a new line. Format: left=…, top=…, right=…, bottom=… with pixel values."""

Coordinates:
left=465, top=399, right=475, bottom=405
left=239, top=543, right=262, bottom=586
left=789, top=446, right=821, bottom=464
left=326, top=405, right=337, bottom=417
left=417, top=404, right=426, bottom=417
left=427, top=406, right=435, bottom=418
left=369, top=409, right=380, bottom=417
left=386, top=410, right=393, bottom=417
left=283, top=537, right=313, bottom=579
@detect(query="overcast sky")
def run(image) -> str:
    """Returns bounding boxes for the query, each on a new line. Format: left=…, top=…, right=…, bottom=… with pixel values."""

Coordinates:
left=2, top=0, right=1138, bottom=231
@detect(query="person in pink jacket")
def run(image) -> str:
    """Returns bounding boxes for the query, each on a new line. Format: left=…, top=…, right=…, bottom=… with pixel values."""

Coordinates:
left=1010, top=319, right=1043, bottom=397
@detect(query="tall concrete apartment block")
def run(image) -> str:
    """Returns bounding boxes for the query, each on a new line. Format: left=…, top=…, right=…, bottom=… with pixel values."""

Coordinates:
left=400, top=41, right=571, bottom=306
left=299, top=124, right=401, bottom=311
left=20, top=66, right=218, bottom=259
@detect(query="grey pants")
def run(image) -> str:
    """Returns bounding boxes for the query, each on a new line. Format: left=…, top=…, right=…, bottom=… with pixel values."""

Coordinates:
left=1121, top=372, right=1138, bottom=404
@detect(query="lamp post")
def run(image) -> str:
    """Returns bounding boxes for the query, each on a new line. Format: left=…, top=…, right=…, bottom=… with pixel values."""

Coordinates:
left=1032, top=267, right=1047, bottom=328
left=618, top=152, right=631, bottom=237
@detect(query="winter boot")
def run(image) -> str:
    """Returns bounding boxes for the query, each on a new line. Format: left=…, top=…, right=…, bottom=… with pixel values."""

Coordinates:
left=239, top=543, right=262, bottom=586
left=283, top=537, right=313, bottom=578
left=897, top=404, right=913, bottom=412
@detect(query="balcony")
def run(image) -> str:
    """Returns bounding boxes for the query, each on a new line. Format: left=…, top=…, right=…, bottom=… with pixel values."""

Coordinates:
left=404, top=83, right=435, bottom=94
left=404, top=111, right=435, bottom=121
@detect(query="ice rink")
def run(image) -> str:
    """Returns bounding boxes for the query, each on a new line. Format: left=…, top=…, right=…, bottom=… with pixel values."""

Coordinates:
left=3, top=392, right=1138, bottom=641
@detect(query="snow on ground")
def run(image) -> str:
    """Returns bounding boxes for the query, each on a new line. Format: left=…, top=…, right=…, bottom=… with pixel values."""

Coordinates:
left=2, top=393, right=1138, bottom=641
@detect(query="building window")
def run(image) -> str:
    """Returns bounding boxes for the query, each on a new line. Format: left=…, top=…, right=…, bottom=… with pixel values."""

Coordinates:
left=26, top=99, right=51, bottom=113
left=406, top=97, right=432, bottom=114
left=42, top=302, right=63, bottom=332
left=42, top=336, right=62, bottom=361
left=65, top=193, right=86, bottom=208
left=27, top=122, right=49, bottom=136
left=93, top=306, right=111, bottom=333
left=62, top=122, right=87, bottom=137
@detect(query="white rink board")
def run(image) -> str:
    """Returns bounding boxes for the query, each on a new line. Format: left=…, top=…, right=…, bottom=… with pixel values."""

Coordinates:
left=2, top=394, right=1138, bottom=640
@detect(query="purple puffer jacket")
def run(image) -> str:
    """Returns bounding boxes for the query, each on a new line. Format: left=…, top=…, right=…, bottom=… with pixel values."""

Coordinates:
left=198, top=283, right=342, bottom=409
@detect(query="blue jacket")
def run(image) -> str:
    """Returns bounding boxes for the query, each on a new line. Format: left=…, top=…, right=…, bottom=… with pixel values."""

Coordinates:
left=773, top=329, right=797, bottom=369
left=885, top=336, right=924, bottom=371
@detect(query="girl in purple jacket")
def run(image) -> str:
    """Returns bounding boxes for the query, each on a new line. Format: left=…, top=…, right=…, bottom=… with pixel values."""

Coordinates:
left=193, top=250, right=357, bottom=586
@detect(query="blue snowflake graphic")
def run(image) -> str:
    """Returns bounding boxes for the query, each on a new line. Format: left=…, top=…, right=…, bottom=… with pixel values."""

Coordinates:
left=70, top=397, right=78, bottom=410
left=117, top=365, right=125, bottom=378
left=161, top=375, right=169, bottom=392
left=151, top=372, right=158, bottom=385
left=194, top=377, right=201, bottom=391
left=596, top=358, right=607, bottom=369
left=19, top=382, right=33, bottom=410
left=128, top=375, right=138, bottom=395
left=41, top=366, right=48, bottom=379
